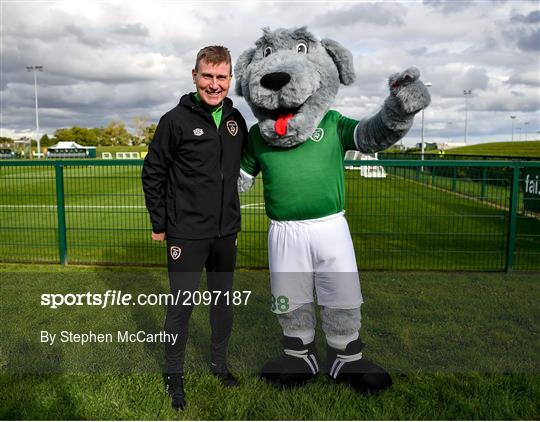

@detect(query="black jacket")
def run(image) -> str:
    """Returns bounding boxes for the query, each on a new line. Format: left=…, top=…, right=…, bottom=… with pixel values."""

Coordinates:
left=142, top=93, right=247, bottom=239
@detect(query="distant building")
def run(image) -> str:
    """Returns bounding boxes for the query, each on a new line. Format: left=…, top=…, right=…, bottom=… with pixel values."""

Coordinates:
left=46, top=141, right=96, bottom=158
left=437, top=142, right=467, bottom=151
left=416, top=142, right=467, bottom=151
left=415, top=142, right=438, bottom=150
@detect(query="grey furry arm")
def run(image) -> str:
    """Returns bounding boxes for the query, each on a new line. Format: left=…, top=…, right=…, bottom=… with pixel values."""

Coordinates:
left=354, top=67, right=431, bottom=153
left=354, top=98, right=414, bottom=153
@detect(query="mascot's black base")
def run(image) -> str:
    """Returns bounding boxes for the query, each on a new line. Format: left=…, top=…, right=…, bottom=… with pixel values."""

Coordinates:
left=260, top=336, right=319, bottom=388
left=326, top=339, right=392, bottom=393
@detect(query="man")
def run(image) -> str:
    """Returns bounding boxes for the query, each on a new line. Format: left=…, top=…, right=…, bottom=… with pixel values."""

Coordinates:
left=142, top=45, right=247, bottom=411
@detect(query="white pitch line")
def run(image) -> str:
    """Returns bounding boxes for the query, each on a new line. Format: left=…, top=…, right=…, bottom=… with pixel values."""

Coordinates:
left=241, top=202, right=265, bottom=209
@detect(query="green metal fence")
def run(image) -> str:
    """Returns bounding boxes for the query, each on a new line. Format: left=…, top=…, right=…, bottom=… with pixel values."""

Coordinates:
left=1, top=159, right=539, bottom=271
left=379, top=152, right=540, bottom=161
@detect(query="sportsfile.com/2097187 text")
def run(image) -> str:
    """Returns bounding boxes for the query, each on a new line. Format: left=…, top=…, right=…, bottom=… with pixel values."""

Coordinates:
left=40, top=290, right=252, bottom=309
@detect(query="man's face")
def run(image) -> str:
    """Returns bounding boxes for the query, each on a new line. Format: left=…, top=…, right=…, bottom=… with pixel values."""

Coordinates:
left=192, top=60, right=232, bottom=107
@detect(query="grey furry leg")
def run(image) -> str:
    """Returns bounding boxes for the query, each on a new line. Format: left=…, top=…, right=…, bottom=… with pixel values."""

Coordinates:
left=321, top=307, right=361, bottom=350
left=277, top=303, right=316, bottom=344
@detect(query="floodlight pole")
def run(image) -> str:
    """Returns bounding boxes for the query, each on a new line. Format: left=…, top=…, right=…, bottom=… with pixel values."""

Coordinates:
left=420, top=82, right=432, bottom=169
left=523, top=121, right=529, bottom=141
left=26, top=65, right=43, bottom=158
left=510, top=115, right=516, bottom=142
left=463, top=89, right=471, bottom=145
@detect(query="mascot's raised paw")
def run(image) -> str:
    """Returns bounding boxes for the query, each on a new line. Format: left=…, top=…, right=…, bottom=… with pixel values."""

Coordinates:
left=388, top=66, right=431, bottom=115
left=260, top=336, right=319, bottom=388
left=327, top=339, right=392, bottom=393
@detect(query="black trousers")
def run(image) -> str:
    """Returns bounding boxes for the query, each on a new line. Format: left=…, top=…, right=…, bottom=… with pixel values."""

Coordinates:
left=164, top=234, right=237, bottom=374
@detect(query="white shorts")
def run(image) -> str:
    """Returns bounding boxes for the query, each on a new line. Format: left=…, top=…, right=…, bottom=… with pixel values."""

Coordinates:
left=268, top=212, right=363, bottom=314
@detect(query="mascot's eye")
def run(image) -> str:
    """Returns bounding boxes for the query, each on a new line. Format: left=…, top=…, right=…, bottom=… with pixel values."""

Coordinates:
left=263, top=46, right=273, bottom=57
left=296, top=42, right=308, bottom=54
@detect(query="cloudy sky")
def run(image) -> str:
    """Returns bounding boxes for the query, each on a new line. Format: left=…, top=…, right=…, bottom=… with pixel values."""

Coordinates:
left=1, top=0, right=539, bottom=146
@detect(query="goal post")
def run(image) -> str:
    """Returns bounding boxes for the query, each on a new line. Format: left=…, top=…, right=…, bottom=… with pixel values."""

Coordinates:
left=344, top=151, right=386, bottom=178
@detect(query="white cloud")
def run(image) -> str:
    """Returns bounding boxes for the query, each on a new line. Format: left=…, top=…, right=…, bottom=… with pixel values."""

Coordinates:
left=1, top=0, right=538, bottom=144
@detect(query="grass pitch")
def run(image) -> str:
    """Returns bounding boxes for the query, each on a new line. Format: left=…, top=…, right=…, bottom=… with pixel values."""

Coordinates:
left=444, top=140, right=540, bottom=158
left=0, top=264, right=538, bottom=419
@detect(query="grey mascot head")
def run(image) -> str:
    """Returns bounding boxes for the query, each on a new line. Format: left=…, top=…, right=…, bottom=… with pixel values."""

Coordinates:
left=235, top=26, right=356, bottom=148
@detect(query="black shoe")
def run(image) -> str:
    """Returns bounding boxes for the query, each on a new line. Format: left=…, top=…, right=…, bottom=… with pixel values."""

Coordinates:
left=164, top=373, right=186, bottom=410
left=211, top=363, right=239, bottom=387
left=326, top=339, right=392, bottom=393
left=260, top=336, right=319, bottom=388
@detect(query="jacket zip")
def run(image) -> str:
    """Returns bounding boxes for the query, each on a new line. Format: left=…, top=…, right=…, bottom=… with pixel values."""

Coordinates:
left=217, top=107, right=235, bottom=238
left=218, top=130, right=224, bottom=237
left=192, top=103, right=232, bottom=238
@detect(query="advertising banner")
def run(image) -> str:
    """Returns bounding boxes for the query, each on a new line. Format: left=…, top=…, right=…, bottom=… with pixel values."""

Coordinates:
left=524, top=169, right=540, bottom=213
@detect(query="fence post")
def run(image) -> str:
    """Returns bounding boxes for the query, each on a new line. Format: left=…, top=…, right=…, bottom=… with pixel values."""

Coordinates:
left=55, top=163, right=68, bottom=265
left=481, top=167, right=487, bottom=199
left=505, top=164, right=520, bottom=272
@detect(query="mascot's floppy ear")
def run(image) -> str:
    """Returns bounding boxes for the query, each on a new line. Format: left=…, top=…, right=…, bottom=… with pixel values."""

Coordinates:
left=321, top=38, right=356, bottom=86
left=234, top=48, right=256, bottom=97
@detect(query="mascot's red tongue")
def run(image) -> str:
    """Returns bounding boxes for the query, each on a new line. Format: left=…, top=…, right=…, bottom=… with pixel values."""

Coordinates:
left=274, top=113, right=294, bottom=136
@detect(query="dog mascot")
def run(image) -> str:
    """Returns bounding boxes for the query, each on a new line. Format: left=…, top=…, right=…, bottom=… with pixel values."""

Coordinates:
left=236, top=27, right=430, bottom=392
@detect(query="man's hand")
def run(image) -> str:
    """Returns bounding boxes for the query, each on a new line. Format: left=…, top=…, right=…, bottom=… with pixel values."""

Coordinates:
left=152, top=232, right=166, bottom=241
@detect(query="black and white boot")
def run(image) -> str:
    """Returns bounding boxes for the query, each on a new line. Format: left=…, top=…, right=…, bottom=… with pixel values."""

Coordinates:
left=260, top=336, right=319, bottom=387
left=327, top=339, right=392, bottom=392
left=164, top=373, right=186, bottom=410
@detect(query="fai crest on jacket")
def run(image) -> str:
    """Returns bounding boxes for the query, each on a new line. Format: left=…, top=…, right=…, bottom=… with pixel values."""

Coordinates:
left=170, top=246, right=181, bottom=260
left=226, top=120, right=238, bottom=136
left=310, top=128, right=324, bottom=142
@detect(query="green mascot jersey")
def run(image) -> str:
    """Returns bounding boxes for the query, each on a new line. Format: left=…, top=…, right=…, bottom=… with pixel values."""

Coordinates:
left=240, top=110, right=359, bottom=221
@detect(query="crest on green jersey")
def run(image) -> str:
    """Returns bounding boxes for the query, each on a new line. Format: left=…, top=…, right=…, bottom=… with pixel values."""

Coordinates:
left=310, top=128, right=324, bottom=142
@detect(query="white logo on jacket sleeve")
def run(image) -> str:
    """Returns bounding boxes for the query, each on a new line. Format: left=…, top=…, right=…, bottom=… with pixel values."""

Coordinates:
left=226, top=120, right=238, bottom=136
left=193, top=128, right=204, bottom=136
left=170, top=246, right=182, bottom=260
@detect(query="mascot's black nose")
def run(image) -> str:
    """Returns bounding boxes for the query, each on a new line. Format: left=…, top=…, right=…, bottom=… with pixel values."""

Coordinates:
left=261, top=72, right=291, bottom=91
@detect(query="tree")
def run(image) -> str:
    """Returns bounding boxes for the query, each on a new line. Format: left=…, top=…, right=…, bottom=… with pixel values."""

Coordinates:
left=53, top=128, right=71, bottom=143
left=102, top=121, right=133, bottom=146
left=91, top=127, right=107, bottom=145
left=143, top=123, right=157, bottom=144
left=39, top=134, right=54, bottom=147
left=0, top=136, right=15, bottom=147
left=53, top=126, right=99, bottom=146
left=132, top=115, right=149, bottom=145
